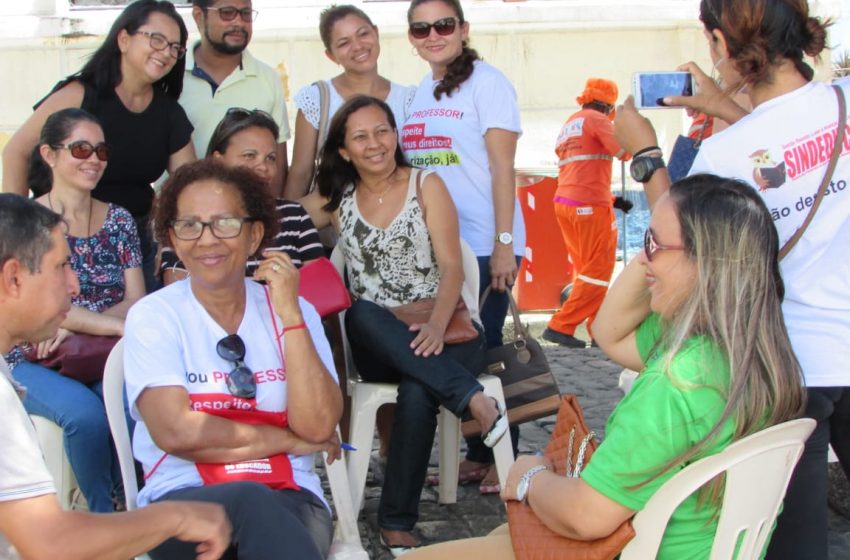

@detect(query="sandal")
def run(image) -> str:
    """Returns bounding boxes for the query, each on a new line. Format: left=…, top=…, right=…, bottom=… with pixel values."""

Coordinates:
left=483, top=397, right=508, bottom=448
left=380, top=529, right=421, bottom=558
left=424, top=461, right=491, bottom=486
left=478, top=465, right=501, bottom=494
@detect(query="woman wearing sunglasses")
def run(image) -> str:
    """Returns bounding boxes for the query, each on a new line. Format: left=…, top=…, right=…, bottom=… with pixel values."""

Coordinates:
left=8, top=108, right=144, bottom=513
left=284, top=4, right=414, bottom=202
left=403, top=0, right=524, bottom=496
left=160, top=108, right=324, bottom=285
left=406, top=174, right=805, bottom=559
left=1, top=0, right=195, bottom=292
left=123, top=159, right=343, bottom=560
left=614, top=1, right=846, bottom=557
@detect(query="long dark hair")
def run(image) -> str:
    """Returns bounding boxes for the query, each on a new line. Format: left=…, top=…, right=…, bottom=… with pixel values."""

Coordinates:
left=315, top=95, right=408, bottom=212
left=74, top=0, right=188, bottom=98
left=699, top=0, right=828, bottom=86
left=408, top=0, right=480, bottom=100
left=27, top=108, right=102, bottom=197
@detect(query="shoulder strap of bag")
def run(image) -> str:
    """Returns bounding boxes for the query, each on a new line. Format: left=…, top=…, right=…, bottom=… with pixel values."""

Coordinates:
left=413, top=168, right=426, bottom=221
left=315, top=80, right=331, bottom=154
left=779, top=84, right=846, bottom=260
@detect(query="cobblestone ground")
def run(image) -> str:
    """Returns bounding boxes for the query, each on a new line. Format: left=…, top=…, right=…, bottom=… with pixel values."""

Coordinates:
left=321, top=315, right=850, bottom=559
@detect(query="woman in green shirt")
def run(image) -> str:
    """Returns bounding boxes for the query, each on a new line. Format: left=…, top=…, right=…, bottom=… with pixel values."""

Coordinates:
left=405, top=173, right=805, bottom=559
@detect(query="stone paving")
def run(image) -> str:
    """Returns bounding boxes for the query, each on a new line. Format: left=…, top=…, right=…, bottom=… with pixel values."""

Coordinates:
left=327, top=316, right=850, bottom=559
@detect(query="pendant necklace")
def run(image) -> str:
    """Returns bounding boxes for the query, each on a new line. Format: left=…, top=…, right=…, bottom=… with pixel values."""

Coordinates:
left=48, top=191, right=93, bottom=237
left=364, top=165, right=398, bottom=204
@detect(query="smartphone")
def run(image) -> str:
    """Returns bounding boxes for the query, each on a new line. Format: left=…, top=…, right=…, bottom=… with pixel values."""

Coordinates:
left=632, top=71, right=694, bottom=109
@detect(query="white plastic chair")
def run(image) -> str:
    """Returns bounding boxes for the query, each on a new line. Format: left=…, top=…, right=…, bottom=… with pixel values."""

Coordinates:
left=331, top=240, right=515, bottom=511
left=620, top=417, right=816, bottom=560
left=102, top=339, right=367, bottom=560
left=30, top=416, right=83, bottom=510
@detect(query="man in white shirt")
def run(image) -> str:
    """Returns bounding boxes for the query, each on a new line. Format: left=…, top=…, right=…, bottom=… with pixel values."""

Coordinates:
left=0, top=194, right=230, bottom=560
left=181, top=0, right=290, bottom=195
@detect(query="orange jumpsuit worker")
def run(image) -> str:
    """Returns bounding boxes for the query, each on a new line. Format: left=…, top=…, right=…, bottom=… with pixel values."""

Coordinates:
left=542, top=78, right=630, bottom=348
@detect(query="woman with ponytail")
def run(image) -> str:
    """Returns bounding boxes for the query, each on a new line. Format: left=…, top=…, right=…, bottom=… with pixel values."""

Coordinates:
left=614, top=1, right=844, bottom=557
left=403, top=0, right=525, bottom=498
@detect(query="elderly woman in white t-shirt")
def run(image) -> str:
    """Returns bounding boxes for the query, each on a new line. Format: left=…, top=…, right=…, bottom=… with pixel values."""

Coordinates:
left=123, top=159, right=342, bottom=560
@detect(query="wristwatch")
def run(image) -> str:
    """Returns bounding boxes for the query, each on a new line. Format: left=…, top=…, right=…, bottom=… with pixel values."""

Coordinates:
left=630, top=156, right=666, bottom=183
left=516, top=465, right=549, bottom=503
left=495, top=231, right=513, bottom=245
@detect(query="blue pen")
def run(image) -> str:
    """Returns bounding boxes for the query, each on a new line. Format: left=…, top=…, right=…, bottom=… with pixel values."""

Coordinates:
left=341, top=442, right=357, bottom=452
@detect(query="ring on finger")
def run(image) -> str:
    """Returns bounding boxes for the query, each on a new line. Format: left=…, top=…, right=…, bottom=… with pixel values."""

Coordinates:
left=272, top=264, right=281, bottom=272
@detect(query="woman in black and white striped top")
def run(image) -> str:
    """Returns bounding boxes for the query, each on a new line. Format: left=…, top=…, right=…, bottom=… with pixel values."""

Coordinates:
left=161, top=109, right=323, bottom=283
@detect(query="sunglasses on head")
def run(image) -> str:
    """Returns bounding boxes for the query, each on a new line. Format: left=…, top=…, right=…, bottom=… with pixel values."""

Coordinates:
left=206, top=6, right=258, bottom=23
left=52, top=141, right=111, bottom=162
left=643, top=228, right=685, bottom=262
left=216, top=334, right=256, bottom=399
left=409, top=17, right=458, bottom=39
left=225, top=107, right=274, bottom=121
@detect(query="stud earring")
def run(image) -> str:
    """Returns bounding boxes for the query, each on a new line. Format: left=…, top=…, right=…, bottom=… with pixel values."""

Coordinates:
left=411, top=46, right=419, bottom=56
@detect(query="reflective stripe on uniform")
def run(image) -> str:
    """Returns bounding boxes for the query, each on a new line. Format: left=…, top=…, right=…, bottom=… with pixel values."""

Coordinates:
left=558, top=154, right=614, bottom=166
left=577, top=274, right=610, bottom=287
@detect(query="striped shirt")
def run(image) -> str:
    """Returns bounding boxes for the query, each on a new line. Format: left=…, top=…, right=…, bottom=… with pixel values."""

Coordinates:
left=160, top=199, right=324, bottom=277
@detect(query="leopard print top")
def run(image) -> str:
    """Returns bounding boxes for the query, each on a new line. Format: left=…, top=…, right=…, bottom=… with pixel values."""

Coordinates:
left=339, top=168, right=441, bottom=307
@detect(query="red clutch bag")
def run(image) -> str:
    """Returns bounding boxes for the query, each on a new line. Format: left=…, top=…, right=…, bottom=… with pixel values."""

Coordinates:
left=298, top=257, right=352, bottom=318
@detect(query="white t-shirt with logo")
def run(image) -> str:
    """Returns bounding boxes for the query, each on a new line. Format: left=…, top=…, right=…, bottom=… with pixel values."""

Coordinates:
left=690, top=80, right=850, bottom=387
left=0, top=358, right=55, bottom=560
left=124, top=279, right=338, bottom=507
left=402, top=61, right=525, bottom=257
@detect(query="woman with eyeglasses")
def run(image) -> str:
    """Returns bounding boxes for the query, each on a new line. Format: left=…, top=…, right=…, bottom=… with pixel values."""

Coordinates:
left=1, top=0, right=195, bottom=292
left=405, top=174, right=805, bottom=559
left=284, top=4, right=414, bottom=202
left=613, top=1, right=846, bottom=557
left=7, top=108, right=144, bottom=513
left=123, top=159, right=343, bottom=560
left=301, top=95, right=507, bottom=556
left=160, top=108, right=323, bottom=285
left=402, top=0, right=524, bottom=497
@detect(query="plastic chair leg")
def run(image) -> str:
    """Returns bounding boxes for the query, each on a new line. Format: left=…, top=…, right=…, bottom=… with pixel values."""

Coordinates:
left=479, top=375, right=514, bottom=489
left=437, top=407, right=461, bottom=504
left=346, top=383, right=396, bottom=513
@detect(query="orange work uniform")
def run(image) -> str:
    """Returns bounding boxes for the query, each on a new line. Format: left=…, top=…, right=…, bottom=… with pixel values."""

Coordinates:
left=548, top=108, right=629, bottom=338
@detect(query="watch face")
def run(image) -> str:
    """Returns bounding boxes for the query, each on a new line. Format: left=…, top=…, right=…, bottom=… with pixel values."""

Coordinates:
left=497, top=232, right=513, bottom=245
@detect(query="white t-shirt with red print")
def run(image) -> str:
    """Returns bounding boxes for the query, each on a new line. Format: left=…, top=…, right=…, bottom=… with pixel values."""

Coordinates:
left=690, top=80, right=850, bottom=388
left=124, top=279, right=338, bottom=507
left=402, top=60, right=525, bottom=257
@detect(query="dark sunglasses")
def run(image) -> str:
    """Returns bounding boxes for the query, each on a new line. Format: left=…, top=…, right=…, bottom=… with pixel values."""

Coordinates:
left=216, top=334, right=256, bottom=399
left=643, top=228, right=685, bottom=262
left=225, top=107, right=274, bottom=121
left=52, top=141, right=111, bottom=162
left=409, top=17, right=458, bottom=39
left=206, top=6, right=258, bottom=22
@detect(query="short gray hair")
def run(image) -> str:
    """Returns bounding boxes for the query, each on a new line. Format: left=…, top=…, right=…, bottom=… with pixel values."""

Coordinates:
left=0, top=194, right=63, bottom=273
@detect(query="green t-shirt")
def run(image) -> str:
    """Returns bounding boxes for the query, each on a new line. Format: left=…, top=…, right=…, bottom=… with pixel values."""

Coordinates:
left=581, top=314, right=734, bottom=559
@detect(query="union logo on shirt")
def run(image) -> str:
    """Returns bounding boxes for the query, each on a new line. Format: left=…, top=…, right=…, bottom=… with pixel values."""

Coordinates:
left=749, top=149, right=787, bottom=190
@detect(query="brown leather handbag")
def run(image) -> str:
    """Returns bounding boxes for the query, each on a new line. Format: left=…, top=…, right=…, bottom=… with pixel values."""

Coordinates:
left=389, top=299, right=479, bottom=344
left=506, top=395, right=635, bottom=560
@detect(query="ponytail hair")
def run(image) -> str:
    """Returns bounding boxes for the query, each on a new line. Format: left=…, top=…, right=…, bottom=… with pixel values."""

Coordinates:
left=408, top=0, right=480, bottom=100
left=699, top=0, right=830, bottom=87
left=27, top=108, right=101, bottom=197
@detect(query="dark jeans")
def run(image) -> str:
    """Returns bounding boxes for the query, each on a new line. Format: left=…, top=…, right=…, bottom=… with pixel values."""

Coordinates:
left=150, top=482, right=332, bottom=560
left=345, top=299, right=485, bottom=531
left=466, top=255, right=522, bottom=464
left=135, top=214, right=160, bottom=293
left=766, top=386, right=850, bottom=560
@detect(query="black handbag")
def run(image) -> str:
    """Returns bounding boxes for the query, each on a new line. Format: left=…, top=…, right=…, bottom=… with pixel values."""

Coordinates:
left=461, top=288, right=561, bottom=436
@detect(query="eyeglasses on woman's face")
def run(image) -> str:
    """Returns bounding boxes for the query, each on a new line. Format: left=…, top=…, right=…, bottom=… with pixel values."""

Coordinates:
left=216, top=334, right=256, bottom=399
left=206, top=6, right=258, bottom=23
left=409, top=17, right=459, bottom=39
left=134, top=30, right=186, bottom=59
left=171, top=217, right=256, bottom=241
left=52, top=141, right=111, bottom=162
left=643, top=228, right=685, bottom=261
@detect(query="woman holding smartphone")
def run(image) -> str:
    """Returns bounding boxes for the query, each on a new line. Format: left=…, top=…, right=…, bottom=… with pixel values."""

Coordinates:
left=403, top=0, right=524, bottom=495
left=614, top=1, right=844, bottom=557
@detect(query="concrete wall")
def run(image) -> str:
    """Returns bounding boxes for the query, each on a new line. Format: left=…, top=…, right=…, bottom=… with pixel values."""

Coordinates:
left=0, top=0, right=842, bottom=182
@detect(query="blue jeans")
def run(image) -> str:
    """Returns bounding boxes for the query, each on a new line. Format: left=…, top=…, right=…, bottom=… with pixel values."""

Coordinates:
left=345, top=299, right=485, bottom=530
left=14, top=361, right=128, bottom=512
left=136, top=215, right=160, bottom=293
left=466, top=255, right=522, bottom=464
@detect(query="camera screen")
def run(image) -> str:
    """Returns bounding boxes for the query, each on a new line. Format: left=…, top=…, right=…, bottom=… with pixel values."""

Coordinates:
left=637, top=73, right=693, bottom=108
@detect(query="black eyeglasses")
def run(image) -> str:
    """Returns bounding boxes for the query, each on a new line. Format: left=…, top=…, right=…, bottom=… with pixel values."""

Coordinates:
left=206, top=6, right=258, bottom=22
left=216, top=334, right=256, bottom=399
left=171, top=217, right=256, bottom=241
left=134, top=30, right=186, bottom=59
left=409, top=17, right=459, bottom=39
left=51, top=141, right=111, bottom=162
left=644, top=228, right=685, bottom=261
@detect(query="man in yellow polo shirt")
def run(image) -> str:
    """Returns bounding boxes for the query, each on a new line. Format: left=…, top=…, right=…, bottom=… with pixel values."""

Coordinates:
left=181, top=0, right=290, bottom=195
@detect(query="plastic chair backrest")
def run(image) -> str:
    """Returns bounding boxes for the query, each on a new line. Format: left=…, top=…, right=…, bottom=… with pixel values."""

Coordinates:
left=620, top=418, right=815, bottom=560
left=103, top=338, right=140, bottom=511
